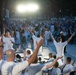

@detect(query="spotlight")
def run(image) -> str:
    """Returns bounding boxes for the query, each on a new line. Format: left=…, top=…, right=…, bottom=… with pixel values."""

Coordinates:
left=27, top=4, right=39, bottom=12
left=16, top=4, right=39, bottom=13
left=17, top=4, right=26, bottom=13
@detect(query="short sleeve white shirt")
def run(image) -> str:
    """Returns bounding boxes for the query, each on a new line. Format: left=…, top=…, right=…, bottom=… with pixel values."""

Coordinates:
left=1, top=61, right=14, bottom=75
left=12, top=61, right=28, bottom=75
left=36, top=66, right=46, bottom=75
left=3, top=36, right=15, bottom=53
left=63, top=64, right=74, bottom=75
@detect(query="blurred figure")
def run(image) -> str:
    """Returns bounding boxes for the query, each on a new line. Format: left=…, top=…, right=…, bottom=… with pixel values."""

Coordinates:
left=38, top=57, right=42, bottom=63
left=60, top=31, right=67, bottom=53
left=48, top=53, right=54, bottom=62
left=1, top=39, right=43, bottom=75
left=29, top=29, right=43, bottom=55
left=44, top=28, right=50, bottom=45
left=3, top=31, right=15, bottom=53
left=62, top=57, right=74, bottom=75
left=25, top=56, right=62, bottom=75
left=25, top=50, right=31, bottom=60
left=15, top=30, right=21, bottom=51
left=50, top=32, right=75, bottom=66
left=50, top=62, right=61, bottom=75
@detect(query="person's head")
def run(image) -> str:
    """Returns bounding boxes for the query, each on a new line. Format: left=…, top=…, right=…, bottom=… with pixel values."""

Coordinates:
left=38, top=57, right=42, bottom=62
left=5, top=32, right=11, bottom=37
left=0, top=48, right=4, bottom=60
left=6, top=49, right=15, bottom=61
left=27, top=50, right=31, bottom=55
left=57, top=37, right=62, bottom=42
left=37, top=34, right=40, bottom=38
left=49, top=53, right=53, bottom=58
left=66, top=57, right=71, bottom=64
left=53, top=62, right=59, bottom=68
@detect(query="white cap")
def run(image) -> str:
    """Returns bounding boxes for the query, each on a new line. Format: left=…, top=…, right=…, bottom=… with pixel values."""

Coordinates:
left=60, top=31, right=63, bottom=34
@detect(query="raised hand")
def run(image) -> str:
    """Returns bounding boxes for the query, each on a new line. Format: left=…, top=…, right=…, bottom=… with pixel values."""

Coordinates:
left=56, top=56, right=63, bottom=60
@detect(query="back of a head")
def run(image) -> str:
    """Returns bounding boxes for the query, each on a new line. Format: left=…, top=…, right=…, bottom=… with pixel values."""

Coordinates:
left=38, top=57, right=42, bottom=62
left=6, top=49, right=15, bottom=61
left=57, top=37, right=62, bottom=42
left=49, top=53, right=53, bottom=58
left=27, top=50, right=31, bottom=55
left=66, top=57, right=71, bottom=64
left=37, top=34, right=40, bottom=38
left=54, top=62, right=59, bottom=68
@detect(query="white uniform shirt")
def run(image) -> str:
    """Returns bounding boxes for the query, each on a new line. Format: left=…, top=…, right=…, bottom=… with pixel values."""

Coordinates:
left=63, top=64, right=74, bottom=75
left=25, top=63, right=46, bottom=75
left=2, top=61, right=28, bottom=75
left=32, top=35, right=43, bottom=53
left=15, top=31, right=21, bottom=44
left=12, top=61, right=28, bottom=75
left=51, top=25, right=54, bottom=33
left=36, top=66, right=46, bottom=75
left=3, top=36, right=15, bottom=53
left=50, top=68, right=61, bottom=75
left=44, top=31, right=50, bottom=39
left=53, top=40, right=68, bottom=57
left=1, top=61, right=14, bottom=75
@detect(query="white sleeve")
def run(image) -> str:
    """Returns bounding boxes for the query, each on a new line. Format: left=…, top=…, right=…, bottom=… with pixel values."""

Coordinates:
left=2, top=36, right=6, bottom=43
left=62, top=41, right=68, bottom=47
left=36, top=66, right=46, bottom=75
left=53, top=40, right=57, bottom=46
left=13, top=61, right=28, bottom=74
left=11, top=38, right=15, bottom=43
left=41, top=66, right=46, bottom=70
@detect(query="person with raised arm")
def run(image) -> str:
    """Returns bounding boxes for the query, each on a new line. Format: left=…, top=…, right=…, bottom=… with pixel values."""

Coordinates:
left=2, top=28, right=15, bottom=53
left=29, top=28, right=43, bottom=55
left=50, top=31, right=75, bottom=66
left=1, top=39, right=44, bottom=75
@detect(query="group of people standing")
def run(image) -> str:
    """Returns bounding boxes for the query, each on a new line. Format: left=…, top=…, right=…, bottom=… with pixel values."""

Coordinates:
left=0, top=18, right=76, bottom=75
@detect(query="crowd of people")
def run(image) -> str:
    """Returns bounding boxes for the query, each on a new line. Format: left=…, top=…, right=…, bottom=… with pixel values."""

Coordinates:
left=0, top=17, right=76, bottom=75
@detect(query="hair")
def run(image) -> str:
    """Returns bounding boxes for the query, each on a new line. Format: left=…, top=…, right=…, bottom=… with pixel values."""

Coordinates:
left=38, top=57, right=42, bottom=61
left=57, top=37, right=62, bottom=42
left=27, top=50, right=31, bottom=54
left=5, top=31, right=10, bottom=34
left=37, top=34, right=40, bottom=37
left=54, top=62, right=59, bottom=68
left=16, top=54, right=21, bottom=59
left=53, top=55, right=56, bottom=59
left=49, top=53, right=53, bottom=58
left=66, top=57, right=71, bottom=63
